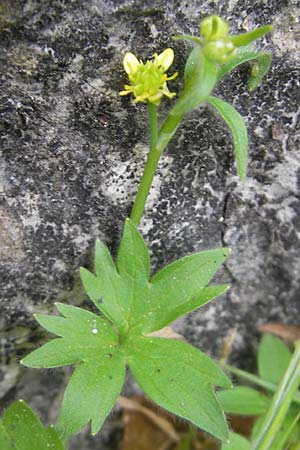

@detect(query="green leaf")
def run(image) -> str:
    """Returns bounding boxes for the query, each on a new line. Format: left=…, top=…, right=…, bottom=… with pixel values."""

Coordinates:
left=21, top=303, right=126, bottom=438
left=126, top=336, right=231, bottom=441
left=21, top=303, right=118, bottom=368
left=147, top=284, right=229, bottom=333
left=116, top=218, right=151, bottom=320
left=251, top=412, right=299, bottom=449
left=252, top=339, right=300, bottom=450
left=222, top=432, right=250, bottom=450
left=230, top=25, right=273, bottom=47
left=132, top=247, right=231, bottom=334
left=248, top=53, right=272, bottom=91
left=23, top=220, right=231, bottom=440
left=208, top=96, right=248, bottom=181
left=80, top=240, right=128, bottom=330
left=58, top=352, right=125, bottom=437
left=156, top=48, right=217, bottom=152
left=173, top=47, right=218, bottom=115
left=217, top=386, right=270, bottom=415
left=117, top=218, right=150, bottom=281
left=258, top=334, right=292, bottom=385
left=217, top=46, right=271, bottom=91
left=0, top=400, right=64, bottom=450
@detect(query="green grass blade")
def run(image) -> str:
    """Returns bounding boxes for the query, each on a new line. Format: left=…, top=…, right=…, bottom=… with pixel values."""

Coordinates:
left=222, top=363, right=300, bottom=406
left=251, top=340, right=300, bottom=450
left=272, top=410, right=300, bottom=450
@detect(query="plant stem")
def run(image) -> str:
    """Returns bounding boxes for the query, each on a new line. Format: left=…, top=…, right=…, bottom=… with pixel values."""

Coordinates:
left=223, top=363, right=300, bottom=406
left=273, top=410, right=300, bottom=450
left=177, top=425, right=195, bottom=450
left=251, top=340, right=300, bottom=450
left=290, top=439, right=300, bottom=450
left=130, top=102, right=160, bottom=226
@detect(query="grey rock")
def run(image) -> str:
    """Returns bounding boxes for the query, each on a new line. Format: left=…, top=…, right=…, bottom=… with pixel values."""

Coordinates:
left=0, top=0, right=299, bottom=448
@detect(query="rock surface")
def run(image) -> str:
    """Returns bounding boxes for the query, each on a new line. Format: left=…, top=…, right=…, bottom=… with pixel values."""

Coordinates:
left=0, top=0, right=299, bottom=448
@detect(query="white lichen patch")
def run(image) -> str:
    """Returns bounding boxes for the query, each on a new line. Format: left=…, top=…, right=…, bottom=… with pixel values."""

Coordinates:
left=19, top=192, right=42, bottom=232
left=0, top=208, right=25, bottom=260
left=101, top=143, right=174, bottom=209
left=0, top=364, right=20, bottom=398
left=272, top=7, right=300, bottom=61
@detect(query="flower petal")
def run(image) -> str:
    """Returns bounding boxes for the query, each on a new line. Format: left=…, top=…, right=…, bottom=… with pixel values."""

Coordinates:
left=156, top=48, right=174, bottom=71
left=123, top=52, right=140, bottom=75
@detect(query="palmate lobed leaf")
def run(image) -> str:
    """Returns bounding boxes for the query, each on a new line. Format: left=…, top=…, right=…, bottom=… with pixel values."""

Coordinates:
left=133, top=248, right=231, bottom=334
left=22, top=303, right=119, bottom=368
left=0, top=400, right=64, bottom=450
left=58, top=352, right=126, bottom=438
left=22, top=303, right=126, bottom=437
left=82, top=218, right=231, bottom=334
left=126, top=336, right=231, bottom=441
left=22, top=219, right=231, bottom=440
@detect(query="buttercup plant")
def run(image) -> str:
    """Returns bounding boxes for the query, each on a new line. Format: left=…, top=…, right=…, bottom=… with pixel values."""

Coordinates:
left=11, top=15, right=273, bottom=449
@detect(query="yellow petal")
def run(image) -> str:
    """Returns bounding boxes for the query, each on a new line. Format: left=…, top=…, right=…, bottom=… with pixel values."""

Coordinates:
left=123, top=52, right=140, bottom=75
left=119, top=90, right=131, bottom=96
left=156, top=48, right=174, bottom=71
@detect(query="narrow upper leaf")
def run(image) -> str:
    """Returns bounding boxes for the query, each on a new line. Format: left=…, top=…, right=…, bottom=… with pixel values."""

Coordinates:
left=230, top=25, right=272, bottom=47
left=258, top=334, right=292, bottom=385
left=248, top=53, right=272, bottom=91
left=208, top=96, right=248, bottom=181
left=217, top=386, right=270, bottom=415
left=173, top=47, right=218, bottom=115
left=0, top=400, right=64, bottom=450
left=156, top=48, right=217, bottom=152
left=217, top=46, right=271, bottom=90
left=126, top=336, right=230, bottom=441
left=58, top=351, right=125, bottom=438
left=222, top=432, right=250, bottom=450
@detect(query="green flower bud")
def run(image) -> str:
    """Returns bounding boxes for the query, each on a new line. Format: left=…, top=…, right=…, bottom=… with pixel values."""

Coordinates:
left=200, top=15, right=229, bottom=41
left=203, top=38, right=236, bottom=64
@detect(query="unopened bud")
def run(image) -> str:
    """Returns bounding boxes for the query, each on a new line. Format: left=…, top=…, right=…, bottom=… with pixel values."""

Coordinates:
left=203, top=38, right=236, bottom=64
left=200, top=16, right=229, bottom=41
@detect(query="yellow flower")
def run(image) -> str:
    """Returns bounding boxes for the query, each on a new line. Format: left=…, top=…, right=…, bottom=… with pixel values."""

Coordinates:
left=119, top=48, right=178, bottom=105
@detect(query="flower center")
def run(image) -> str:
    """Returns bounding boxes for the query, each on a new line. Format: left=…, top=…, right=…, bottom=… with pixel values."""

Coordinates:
left=130, top=62, right=166, bottom=97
